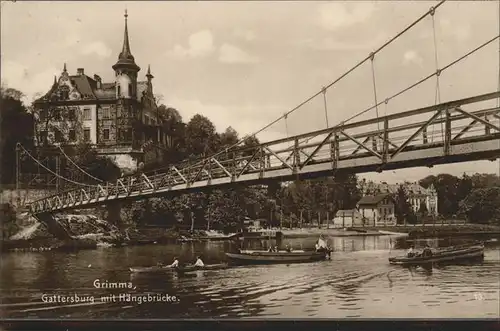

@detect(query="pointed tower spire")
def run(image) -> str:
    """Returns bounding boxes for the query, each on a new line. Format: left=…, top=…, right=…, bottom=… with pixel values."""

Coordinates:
left=121, top=9, right=131, bottom=58
left=53, top=75, right=57, bottom=85
left=63, top=63, right=67, bottom=72
left=112, top=10, right=140, bottom=72
left=146, top=64, right=154, bottom=80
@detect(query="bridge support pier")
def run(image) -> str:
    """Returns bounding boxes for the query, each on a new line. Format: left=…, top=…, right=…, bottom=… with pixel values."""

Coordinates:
left=106, top=201, right=123, bottom=228
left=32, top=213, right=73, bottom=240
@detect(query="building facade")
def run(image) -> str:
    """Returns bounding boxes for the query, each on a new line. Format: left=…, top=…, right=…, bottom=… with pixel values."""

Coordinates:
left=359, top=180, right=438, bottom=216
left=33, top=11, right=165, bottom=171
left=332, top=209, right=364, bottom=228
left=356, top=193, right=396, bottom=226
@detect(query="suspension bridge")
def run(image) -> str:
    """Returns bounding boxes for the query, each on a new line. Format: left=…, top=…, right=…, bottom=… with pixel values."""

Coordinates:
left=19, top=2, right=500, bottom=229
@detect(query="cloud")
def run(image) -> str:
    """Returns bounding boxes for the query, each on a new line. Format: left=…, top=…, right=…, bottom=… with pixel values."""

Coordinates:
left=318, top=2, right=375, bottom=30
left=402, top=50, right=424, bottom=67
left=439, top=18, right=471, bottom=42
left=80, top=41, right=112, bottom=59
left=167, top=30, right=215, bottom=59
left=233, top=28, right=256, bottom=41
left=1, top=61, right=59, bottom=103
left=305, top=32, right=388, bottom=51
left=219, top=43, right=259, bottom=64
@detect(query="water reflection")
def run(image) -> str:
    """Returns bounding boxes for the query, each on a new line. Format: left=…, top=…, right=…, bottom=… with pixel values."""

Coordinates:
left=1, top=235, right=499, bottom=319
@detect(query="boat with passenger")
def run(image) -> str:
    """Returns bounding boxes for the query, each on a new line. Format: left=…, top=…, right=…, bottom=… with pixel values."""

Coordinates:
left=389, top=242, right=485, bottom=266
left=226, top=237, right=331, bottom=265
left=129, top=263, right=228, bottom=274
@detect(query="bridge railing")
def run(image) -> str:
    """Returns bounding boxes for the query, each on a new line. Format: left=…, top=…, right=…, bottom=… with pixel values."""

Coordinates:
left=29, top=91, right=500, bottom=214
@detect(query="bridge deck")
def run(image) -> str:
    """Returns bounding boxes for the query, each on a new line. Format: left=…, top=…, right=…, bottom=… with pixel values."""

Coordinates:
left=29, top=92, right=500, bottom=214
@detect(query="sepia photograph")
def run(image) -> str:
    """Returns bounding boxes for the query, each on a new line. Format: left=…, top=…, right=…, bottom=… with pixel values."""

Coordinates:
left=1, top=0, right=499, bottom=323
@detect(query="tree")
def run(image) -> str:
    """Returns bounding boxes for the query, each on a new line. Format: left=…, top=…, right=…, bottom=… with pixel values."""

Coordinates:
left=157, top=105, right=186, bottom=165
left=458, top=187, right=500, bottom=224
left=205, top=188, right=246, bottom=232
left=185, top=114, right=218, bottom=158
left=61, top=142, right=121, bottom=183
left=220, top=127, right=239, bottom=147
left=394, top=185, right=412, bottom=224
left=0, top=85, right=34, bottom=184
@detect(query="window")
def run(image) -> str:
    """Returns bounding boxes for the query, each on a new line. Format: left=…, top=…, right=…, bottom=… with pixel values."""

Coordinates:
left=103, top=128, right=110, bottom=140
left=39, top=130, right=48, bottom=143
left=39, top=109, right=47, bottom=120
left=119, top=128, right=132, bottom=141
left=69, top=129, right=76, bottom=141
left=54, top=129, right=63, bottom=142
left=68, top=108, right=76, bottom=121
left=83, top=108, right=91, bottom=120
left=52, top=109, right=61, bottom=121
left=129, top=83, right=132, bottom=97
left=117, top=85, right=121, bottom=97
left=84, top=128, right=91, bottom=141
left=102, top=107, right=110, bottom=119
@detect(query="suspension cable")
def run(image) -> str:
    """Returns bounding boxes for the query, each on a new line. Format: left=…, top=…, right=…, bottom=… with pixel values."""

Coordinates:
left=296, top=33, right=500, bottom=149
left=57, top=145, right=104, bottom=183
left=289, top=3, right=448, bottom=147
left=322, top=87, right=329, bottom=128
left=18, top=144, right=97, bottom=188
left=144, top=32, right=499, bottom=184
left=141, top=0, right=448, bottom=177
left=430, top=6, right=443, bottom=143
left=370, top=52, right=381, bottom=132
left=343, top=34, right=499, bottom=124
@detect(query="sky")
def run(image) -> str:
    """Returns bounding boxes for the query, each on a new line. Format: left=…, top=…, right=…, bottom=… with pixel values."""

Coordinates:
left=2, top=1, right=499, bottom=183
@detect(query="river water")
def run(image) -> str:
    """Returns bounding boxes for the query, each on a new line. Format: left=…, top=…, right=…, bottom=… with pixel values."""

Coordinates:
left=1, top=235, right=499, bottom=319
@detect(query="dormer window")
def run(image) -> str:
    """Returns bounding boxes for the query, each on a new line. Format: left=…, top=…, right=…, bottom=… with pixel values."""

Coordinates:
left=60, top=86, right=70, bottom=100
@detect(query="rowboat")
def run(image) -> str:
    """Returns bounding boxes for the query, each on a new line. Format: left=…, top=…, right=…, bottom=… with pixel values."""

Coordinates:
left=225, top=250, right=330, bottom=265
left=389, top=243, right=485, bottom=266
left=129, top=263, right=228, bottom=273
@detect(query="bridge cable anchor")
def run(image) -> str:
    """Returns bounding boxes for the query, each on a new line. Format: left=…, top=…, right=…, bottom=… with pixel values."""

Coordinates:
left=429, top=6, right=435, bottom=16
left=369, top=52, right=375, bottom=61
left=435, top=69, right=442, bottom=77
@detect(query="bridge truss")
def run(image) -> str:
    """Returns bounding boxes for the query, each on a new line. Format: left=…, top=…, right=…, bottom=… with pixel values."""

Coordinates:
left=29, top=91, right=500, bottom=214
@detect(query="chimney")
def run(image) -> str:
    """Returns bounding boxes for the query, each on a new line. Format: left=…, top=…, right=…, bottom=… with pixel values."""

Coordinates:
left=94, top=74, right=102, bottom=89
left=77, top=68, right=84, bottom=75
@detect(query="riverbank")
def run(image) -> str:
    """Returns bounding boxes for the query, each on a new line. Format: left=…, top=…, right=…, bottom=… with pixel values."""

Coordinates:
left=1, top=213, right=223, bottom=253
left=279, top=223, right=500, bottom=239
left=281, top=228, right=384, bottom=238
left=363, top=224, right=500, bottom=238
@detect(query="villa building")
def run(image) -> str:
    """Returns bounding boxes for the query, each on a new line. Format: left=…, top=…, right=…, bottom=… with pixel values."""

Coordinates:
left=359, top=180, right=438, bottom=216
left=32, top=11, right=166, bottom=171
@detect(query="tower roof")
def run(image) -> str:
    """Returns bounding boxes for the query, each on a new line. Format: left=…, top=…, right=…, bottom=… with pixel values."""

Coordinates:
left=112, top=10, right=140, bottom=72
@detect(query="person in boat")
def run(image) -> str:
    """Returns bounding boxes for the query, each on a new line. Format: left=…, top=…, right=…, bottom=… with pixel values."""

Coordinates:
left=170, top=257, right=180, bottom=268
left=422, top=244, right=433, bottom=258
left=285, top=244, right=292, bottom=253
left=316, top=237, right=329, bottom=253
left=194, top=256, right=204, bottom=267
left=407, top=245, right=415, bottom=258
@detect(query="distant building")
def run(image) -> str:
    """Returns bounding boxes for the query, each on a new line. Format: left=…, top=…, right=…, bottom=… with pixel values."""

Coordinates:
left=32, top=11, right=166, bottom=171
left=357, top=193, right=396, bottom=226
left=332, top=209, right=364, bottom=228
left=359, top=180, right=438, bottom=216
